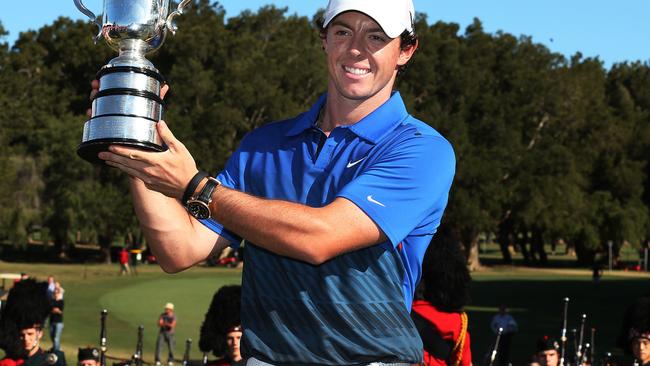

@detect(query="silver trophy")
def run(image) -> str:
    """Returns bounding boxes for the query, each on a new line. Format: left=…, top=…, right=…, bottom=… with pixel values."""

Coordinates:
left=74, top=0, right=191, bottom=164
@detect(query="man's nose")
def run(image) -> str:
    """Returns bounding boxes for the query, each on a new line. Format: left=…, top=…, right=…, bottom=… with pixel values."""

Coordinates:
left=348, top=35, right=365, bottom=57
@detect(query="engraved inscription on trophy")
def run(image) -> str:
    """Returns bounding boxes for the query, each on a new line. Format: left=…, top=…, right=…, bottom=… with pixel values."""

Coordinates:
left=74, top=0, right=191, bottom=164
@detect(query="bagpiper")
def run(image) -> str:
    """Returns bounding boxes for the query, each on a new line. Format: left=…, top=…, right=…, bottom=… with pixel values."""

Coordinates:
left=0, top=279, right=66, bottom=366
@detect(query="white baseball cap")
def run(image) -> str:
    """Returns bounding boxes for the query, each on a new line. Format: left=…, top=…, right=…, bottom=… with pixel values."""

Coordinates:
left=323, top=0, right=415, bottom=39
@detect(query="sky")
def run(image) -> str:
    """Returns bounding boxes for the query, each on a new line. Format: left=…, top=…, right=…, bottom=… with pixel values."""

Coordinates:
left=2, top=1, right=650, bottom=69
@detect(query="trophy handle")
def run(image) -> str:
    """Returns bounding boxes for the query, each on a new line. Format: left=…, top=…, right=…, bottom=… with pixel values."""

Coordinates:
left=73, top=0, right=103, bottom=43
left=165, top=0, right=192, bottom=35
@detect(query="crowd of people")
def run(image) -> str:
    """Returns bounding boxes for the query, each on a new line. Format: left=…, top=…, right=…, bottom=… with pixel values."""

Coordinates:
left=0, top=277, right=246, bottom=366
left=0, top=271, right=648, bottom=366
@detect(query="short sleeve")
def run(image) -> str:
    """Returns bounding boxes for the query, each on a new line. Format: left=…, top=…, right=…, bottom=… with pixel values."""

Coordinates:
left=198, top=147, right=244, bottom=247
left=338, top=135, right=455, bottom=247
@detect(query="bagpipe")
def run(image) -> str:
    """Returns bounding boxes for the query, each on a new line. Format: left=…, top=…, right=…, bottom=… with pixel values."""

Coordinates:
left=559, top=298, right=598, bottom=366
left=483, top=297, right=603, bottom=366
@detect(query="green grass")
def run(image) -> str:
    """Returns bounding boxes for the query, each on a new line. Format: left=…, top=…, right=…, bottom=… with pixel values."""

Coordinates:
left=0, top=261, right=647, bottom=365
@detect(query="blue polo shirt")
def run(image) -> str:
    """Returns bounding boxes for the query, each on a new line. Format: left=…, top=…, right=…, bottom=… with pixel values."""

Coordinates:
left=201, top=92, right=455, bottom=365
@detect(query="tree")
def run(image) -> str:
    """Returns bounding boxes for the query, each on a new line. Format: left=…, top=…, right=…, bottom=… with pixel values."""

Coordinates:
left=0, top=6, right=648, bottom=268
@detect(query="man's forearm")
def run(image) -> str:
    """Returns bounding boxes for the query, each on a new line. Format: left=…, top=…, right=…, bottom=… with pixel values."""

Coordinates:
left=209, top=185, right=384, bottom=265
left=130, top=178, right=221, bottom=272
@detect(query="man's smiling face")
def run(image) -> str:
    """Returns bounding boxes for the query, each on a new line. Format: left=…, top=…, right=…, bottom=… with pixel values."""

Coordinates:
left=323, top=11, right=413, bottom=104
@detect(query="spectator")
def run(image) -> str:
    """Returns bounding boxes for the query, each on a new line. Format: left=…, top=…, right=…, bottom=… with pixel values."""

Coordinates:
left=54, top=282, right=65, bottom=299
left=46, top=276, right=56, bottom=300
left=526, top=355, right=542, bottom=366
left=617, top=296, right=650, bottom=366
left=0, top=279, right=67, bottom=366
left=633, top=335, right=650, bottom=366
left=210, top=326, right=243, bottom=366
left=129, top=249, right=140, bottom=276
left=536, top=336, right=560, bottom=366
left=411, top=236, right=472, bottom=366
left=119, top=248, right=130, bottom=276
left=592, top=262, right=603, bottom=283
left=155, top=303, right=176, bottom=366
left=49, top=287, right=65, bottom=351
left=490, top=304, right=518, bottom=366
left=77, top=347, right=100, bottom=366
left=13, top=273, right=28, bottom=285
left=199, top=285, right=243, bottom=366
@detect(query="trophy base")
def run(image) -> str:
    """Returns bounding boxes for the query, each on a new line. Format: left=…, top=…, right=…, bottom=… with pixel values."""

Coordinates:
left=77, top=138, right=165, bottom=166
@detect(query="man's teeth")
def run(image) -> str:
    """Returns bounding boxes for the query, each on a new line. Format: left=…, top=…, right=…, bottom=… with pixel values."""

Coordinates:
left=345, top=66, right=370, bottom=75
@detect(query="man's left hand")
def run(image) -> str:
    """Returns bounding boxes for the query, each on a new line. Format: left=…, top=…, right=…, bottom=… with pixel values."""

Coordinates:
left=98, top=120, right=199, bottom=200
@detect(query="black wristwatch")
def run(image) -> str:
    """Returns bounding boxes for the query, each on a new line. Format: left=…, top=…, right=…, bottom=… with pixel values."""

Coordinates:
left=186, top=177, right=220, bottom=219
left=182, top=171, right=209, bottom=205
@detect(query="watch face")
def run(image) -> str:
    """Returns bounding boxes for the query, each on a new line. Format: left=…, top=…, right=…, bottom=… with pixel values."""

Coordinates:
left=187, top=201, right=210, bottom=220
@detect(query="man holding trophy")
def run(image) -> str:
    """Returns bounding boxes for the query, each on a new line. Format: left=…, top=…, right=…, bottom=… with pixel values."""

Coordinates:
left=79, top=0, right=456, bottom=364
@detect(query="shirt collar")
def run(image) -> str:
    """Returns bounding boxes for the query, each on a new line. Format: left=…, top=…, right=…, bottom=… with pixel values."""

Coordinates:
left=285, top=94, right=327, bottom=137
left=285, top=92, right=409, bottom=144
left=347, top=92, right=409, bottom=144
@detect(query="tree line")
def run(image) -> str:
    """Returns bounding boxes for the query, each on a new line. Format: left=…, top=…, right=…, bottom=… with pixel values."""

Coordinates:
left=0, top=1, right=647, bottom=267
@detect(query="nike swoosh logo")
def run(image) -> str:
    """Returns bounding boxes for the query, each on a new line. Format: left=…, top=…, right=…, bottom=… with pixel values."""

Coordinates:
left=347, top=157, right=367, bottom=168
left=367, top=195, right=386, bottom=207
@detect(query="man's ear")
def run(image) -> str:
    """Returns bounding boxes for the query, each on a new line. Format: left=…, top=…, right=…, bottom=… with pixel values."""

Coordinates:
left=397, top=39, right=419, bottom=66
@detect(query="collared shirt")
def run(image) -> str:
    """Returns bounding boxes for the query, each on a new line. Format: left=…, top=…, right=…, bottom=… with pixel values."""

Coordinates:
left=202, top=92, right=455, bottom=365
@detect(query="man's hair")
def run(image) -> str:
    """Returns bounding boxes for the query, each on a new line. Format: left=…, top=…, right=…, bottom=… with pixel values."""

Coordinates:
left=617, top=295, right=650, bottom=354
left=199, top=285, right=242, bottom=357
left=78, top=347, right=100, bottom=362
left=0, top=279, right=51, bottom=357
left=414, top=226, right=471, bottom=312
left=537, top=336, right=560, bottom=353
left=315, top=17, right=418, bottom=75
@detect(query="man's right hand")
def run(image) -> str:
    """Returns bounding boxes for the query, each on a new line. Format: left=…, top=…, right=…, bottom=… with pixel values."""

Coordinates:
left=87, top=78, right=227, bottom=273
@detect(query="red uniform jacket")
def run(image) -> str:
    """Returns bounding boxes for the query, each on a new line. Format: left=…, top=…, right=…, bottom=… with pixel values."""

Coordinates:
left=411, top=300, right=472, bottom=366
left=0, top=358, right=25, bottom=366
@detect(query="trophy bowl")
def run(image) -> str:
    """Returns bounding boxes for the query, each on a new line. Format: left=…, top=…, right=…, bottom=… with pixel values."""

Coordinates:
left=74, top=0, right=191, bottom=165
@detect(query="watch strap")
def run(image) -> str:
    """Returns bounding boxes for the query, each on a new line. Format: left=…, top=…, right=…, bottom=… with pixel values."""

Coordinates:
left=182, top=171, right=209, bottom=204
left=198, top=177, right=220, bottom=204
